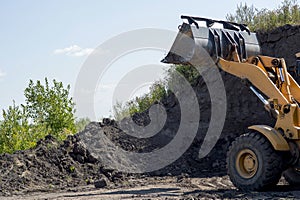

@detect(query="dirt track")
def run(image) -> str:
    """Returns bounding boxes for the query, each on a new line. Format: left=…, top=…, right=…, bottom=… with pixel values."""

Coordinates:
left=2, top=176, right=300, bottom=200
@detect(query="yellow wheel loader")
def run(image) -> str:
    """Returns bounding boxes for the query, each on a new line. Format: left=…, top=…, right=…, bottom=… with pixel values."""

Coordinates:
left=162, top=15, right=300, bottom=191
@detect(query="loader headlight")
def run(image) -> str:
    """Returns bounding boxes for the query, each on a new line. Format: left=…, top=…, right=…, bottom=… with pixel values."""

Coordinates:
left=296, top=60, right=300, bottom=76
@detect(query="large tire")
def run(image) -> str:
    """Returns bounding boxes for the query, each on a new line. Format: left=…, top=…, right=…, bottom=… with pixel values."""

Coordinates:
left=227, top=132, right=283, bottom=191
left=283, top=168, right=300, bottom=185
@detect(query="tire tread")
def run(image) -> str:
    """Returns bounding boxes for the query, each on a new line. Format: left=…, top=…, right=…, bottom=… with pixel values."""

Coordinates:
left=227, top=132, right=283, bottom=191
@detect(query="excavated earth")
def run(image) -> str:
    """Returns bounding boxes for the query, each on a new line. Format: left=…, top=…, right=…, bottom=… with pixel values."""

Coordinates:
left=1, top=25, right=300, bottom=199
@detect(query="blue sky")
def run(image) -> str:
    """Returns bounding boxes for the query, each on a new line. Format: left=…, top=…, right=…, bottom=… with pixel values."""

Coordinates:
left=0, top=0, right=286, bottom=120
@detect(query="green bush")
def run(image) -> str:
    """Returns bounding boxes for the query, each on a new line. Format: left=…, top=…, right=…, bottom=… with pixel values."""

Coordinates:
left=24, top=78, right=76, bottom=136
left=0, top=102, right=31, bottom=153
left=226, top=0, right=300, bottom=31
left=169, top=64, right=200, bottom=86
left=113, top=82, right=167, bottom=120
left=75, top=117, right=91, bottom=132
left=0, top=78, right=76, bottom=153
left=113, top=64, right=199, bottom=121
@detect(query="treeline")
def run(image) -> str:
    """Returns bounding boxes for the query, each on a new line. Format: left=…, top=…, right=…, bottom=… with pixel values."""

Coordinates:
left=226, top=0, right=300, bottom=31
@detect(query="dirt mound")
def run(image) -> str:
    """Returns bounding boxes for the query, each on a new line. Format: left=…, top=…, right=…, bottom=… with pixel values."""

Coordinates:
left=258, top=25, right=300, bottom=67
left=79, top=72, right=272, bottom=177
left=0, top=134, right=130, bottom=196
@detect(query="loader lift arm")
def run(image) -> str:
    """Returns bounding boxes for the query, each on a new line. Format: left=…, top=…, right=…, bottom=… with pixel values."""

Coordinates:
left=217, top=47, right=300, bottom=141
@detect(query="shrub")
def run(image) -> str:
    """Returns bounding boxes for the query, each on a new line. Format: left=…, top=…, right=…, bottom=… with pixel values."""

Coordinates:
left=113, top=82, right=167, bottom=120
left=75, top=117, right=91, bottom=132
left=113, top=64, right=199, bottom=121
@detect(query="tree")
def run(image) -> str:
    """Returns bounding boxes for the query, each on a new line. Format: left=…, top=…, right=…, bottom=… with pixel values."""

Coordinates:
left=0, top=78, right=76, bottom=153
left=24, top=78, right=76, bottom=137
left=226, top=0, right=300, bottom=31
left=0, top=102, right=30, bottom=153
left=226, top=3, right=257, bottom=30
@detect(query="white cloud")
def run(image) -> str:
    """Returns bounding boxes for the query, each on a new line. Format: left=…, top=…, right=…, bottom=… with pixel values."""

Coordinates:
left=53, top=45, right=94, bottom=57
left=0, top=69, right=6, bottom=78
left=98, top=83, right=116, bottom=90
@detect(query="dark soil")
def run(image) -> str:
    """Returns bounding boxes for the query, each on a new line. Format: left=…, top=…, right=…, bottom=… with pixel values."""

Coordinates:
left=258, top=24, right=300, bottom=67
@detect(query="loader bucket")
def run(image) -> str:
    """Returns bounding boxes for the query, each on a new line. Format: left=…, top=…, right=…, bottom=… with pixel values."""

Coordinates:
left=162, top=16, right=261, bottom=65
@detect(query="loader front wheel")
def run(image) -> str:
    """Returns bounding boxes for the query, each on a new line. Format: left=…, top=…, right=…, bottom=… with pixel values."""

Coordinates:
left=227, top=132, right=283, bottom=191
left=283, top=168, right=300, bottom=185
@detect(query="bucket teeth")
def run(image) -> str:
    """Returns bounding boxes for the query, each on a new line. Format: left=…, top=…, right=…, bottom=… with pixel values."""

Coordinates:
left=162, top=16, right=260, bottom=65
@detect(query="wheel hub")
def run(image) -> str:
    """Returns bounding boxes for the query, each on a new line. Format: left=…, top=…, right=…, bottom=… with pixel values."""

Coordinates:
left=236, top=149, right=258, bottom=179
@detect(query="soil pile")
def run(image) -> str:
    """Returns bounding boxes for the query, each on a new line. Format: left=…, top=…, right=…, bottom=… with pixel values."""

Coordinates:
left=0, top=134, right=129, bottom=195
left=258, top=25, right=300, bottom=67
left=81, top=72, right=272, bottom=175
